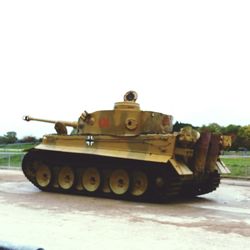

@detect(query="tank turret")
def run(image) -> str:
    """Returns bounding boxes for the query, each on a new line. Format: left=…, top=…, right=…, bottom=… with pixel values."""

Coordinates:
left=77, top=90, right=173, bottom=136
left=21, top=91, right=231, bottom=201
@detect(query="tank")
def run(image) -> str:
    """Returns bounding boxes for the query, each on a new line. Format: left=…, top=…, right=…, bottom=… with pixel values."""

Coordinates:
left=22, top=91, right=231, bottom=201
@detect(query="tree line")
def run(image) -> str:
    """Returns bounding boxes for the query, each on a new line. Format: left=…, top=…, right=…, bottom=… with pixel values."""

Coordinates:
left=1, top=122, right=250, bottom=150
left=174, top=122, right=250, bottom=150
left=0, top=131, right=38, bottom=144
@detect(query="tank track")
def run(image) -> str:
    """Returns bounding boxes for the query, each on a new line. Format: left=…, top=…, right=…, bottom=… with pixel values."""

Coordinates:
left=180, top=172, right=221, bottom=197
left=22, top=149, right=184, bottom=202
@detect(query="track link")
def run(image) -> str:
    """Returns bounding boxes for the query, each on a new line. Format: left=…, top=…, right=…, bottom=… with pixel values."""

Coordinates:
left=180, top=172, right=221, bottom=197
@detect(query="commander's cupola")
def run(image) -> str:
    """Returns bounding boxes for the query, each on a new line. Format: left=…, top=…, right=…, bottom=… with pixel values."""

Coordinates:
left=114, top=91, right=140, bottom=111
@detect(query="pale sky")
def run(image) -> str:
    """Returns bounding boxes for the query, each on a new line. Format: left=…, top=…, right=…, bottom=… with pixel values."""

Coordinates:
left=0, top=1, right=249, bottom=138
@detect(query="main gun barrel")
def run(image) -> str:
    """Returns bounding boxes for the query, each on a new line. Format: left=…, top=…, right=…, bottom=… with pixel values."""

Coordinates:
left=23, top=115, right=78, bottom=128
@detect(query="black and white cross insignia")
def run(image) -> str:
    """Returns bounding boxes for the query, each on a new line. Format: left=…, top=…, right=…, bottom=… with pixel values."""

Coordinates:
left=86, top=135, right=94, bottom=146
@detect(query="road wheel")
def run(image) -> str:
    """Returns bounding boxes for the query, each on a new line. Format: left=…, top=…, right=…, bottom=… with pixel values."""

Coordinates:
left=109, top=169, right=129, bottom=195
left=82, top=167, right=101, bottom=192
left=36, top=164, right=51, bottom=188
left=130, top=170, right=148, bottom=196
left=58, top=166, right=75, bottom=190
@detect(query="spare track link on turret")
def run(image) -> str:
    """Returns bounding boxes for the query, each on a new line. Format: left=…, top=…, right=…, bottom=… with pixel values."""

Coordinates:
left=22, top=149, right=184, bottom=202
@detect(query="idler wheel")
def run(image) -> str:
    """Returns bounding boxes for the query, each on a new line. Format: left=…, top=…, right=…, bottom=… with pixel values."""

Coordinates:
left=36, top=164, right=51, bottom=188
left=82, top=167, right=101, bottom=192
left=58, top=166, right=75, bottom=190
left=109, top=169, right=129, bottom=195
left=130, top=170, right=148, bottom=196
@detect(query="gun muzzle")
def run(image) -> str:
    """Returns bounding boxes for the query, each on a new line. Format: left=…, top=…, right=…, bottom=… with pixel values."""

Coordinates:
left=23, top=115, right=31, bottom=121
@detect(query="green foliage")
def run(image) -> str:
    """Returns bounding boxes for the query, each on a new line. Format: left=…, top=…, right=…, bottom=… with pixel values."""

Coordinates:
left=0, top=131, right=17, bottom=144
left=221, top=124, right=241, bottom=135
left=198, top=124, right=250, bottom=150
left=236, top=125, right=250, bottom=150
left=200, top=123, right=221, bottom=134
